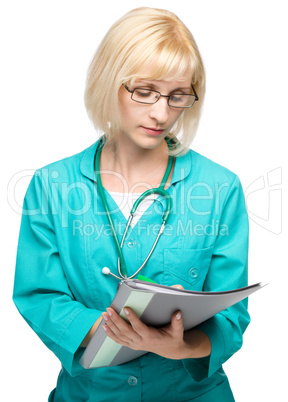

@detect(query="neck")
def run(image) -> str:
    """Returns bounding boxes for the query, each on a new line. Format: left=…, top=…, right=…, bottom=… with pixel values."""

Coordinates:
left=100, top=136, right=172, bottom=192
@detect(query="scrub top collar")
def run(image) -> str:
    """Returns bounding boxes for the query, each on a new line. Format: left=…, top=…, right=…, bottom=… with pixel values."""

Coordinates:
left=79, top=137, right=192, bottom=186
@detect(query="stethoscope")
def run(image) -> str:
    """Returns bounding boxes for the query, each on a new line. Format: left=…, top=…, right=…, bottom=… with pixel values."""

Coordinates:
left=94, top=137, right=174, bottom=280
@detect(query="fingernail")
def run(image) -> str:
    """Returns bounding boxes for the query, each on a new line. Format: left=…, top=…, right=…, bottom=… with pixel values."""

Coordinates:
left=107, top=309, right=112, bottom=317
left=103, top=325, right=107, bottom=332
left=176, top=312, right=182, bottom=320
left=102, top=313, right=108, bottom=321
left=124, top=308, right=129, bottom=316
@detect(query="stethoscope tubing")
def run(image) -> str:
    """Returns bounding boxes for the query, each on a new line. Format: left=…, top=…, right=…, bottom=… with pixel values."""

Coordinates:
left=94, top=137, right=174, bottom=279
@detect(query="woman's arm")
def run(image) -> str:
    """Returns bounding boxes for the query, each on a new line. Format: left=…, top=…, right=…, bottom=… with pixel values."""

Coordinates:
left=182, top=174, right=250, bottom=381
left=80, top=316, right=103, bottom=347
left=183, top=329, right=211, bottom=358
left=13, top=170, right=103, bottom=376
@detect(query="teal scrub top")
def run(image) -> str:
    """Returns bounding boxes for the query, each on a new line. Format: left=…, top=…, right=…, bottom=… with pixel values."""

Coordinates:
left=13, top=139, right=250, bottom=401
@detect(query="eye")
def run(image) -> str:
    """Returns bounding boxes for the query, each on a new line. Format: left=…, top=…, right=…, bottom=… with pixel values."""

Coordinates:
left=134, top=89, right=152, bottom=98
left=169, top=94, right=184, bottom=102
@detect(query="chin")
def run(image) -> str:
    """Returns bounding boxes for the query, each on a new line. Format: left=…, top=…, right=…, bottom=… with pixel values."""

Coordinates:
left=137, top=137, right=164, bottom=150
left=119, top=130, right=166, bottom=151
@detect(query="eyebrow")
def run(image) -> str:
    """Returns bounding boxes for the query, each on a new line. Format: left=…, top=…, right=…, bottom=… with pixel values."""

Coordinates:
left=134, top=80, right=191, bottom=92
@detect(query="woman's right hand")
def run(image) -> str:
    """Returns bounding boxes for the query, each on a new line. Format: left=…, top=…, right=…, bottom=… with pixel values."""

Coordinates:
left=80, top=284, right=184, bottom=347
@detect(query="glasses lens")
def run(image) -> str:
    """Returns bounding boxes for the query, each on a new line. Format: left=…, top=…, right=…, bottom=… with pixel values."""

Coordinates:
left=169, top=94, right=196, bottom=108
left=132, top=88, right=160, bottom=104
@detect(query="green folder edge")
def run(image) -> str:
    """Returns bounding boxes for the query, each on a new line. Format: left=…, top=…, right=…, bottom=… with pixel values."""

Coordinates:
left=89, top=290, right=155, bottom=368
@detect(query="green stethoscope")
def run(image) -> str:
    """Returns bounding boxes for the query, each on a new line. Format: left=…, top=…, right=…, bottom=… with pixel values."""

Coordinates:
left=94, top=137, right=174, bottom=280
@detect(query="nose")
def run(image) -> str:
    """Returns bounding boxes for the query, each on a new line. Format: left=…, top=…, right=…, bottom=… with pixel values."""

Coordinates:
left=149, top=97, right=170, bottom=124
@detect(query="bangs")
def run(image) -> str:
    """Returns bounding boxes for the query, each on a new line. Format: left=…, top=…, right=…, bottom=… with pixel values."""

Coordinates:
left=124, top=42, right=198, bottom=85
left=119, top=23, right=201, bottom=85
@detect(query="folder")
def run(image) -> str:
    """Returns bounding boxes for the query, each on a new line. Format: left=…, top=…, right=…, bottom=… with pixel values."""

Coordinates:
left=80, top=279, right=264, bottom=369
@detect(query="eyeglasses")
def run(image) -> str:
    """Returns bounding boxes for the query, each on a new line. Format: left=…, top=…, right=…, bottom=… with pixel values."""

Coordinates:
left=122, top=83, right=199, bottom=108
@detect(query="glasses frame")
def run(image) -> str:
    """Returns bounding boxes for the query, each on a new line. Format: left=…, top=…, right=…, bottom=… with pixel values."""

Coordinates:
left=122, top=83, right=199, bottom=109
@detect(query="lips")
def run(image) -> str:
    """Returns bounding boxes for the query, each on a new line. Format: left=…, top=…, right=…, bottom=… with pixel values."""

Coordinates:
left=142, top=126, right=165, bottom=136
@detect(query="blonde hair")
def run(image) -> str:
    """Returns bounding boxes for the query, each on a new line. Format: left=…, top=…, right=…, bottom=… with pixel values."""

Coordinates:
left=84, top=7, right=205, bottom=155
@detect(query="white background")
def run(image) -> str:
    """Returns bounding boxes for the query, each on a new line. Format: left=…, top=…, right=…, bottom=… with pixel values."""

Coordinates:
left=1, top=1, right=287, bottom=400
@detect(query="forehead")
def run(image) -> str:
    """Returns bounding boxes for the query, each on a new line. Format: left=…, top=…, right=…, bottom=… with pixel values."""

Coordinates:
left=130, top=63, right=193, bottom=86
left=133, top=77, right=192, bottom=92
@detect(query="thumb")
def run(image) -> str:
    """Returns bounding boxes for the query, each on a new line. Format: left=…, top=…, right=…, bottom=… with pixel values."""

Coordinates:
left=171, top=284, right=184, bottom=290
left=171, top=310, right=184, bottom=331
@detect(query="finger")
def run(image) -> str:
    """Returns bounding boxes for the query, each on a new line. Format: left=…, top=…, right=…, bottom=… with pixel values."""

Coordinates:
left=105, top=308, right=142, bottom=342
left=102, top=324, right=131, bottom=346
left=102, top=311, right=132, bottom=342
left=123, top=307, right=147, bottom=336
left=171, top=284, right=184, bottom=289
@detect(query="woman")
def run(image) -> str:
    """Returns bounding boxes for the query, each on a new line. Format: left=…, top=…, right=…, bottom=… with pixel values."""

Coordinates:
left=13, top=7, right=250, bottom=402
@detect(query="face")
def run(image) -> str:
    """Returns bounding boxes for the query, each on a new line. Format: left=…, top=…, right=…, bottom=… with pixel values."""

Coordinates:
left=117, top=75, right=192, bottom=151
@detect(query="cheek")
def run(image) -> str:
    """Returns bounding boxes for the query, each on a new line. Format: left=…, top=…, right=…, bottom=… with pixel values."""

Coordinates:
left=119, top=96, right=139, bottom=124
left=119, top=90, right=134, bottom=121
left=119, top=103, right=132, bottom=126
left=170, top=109, right=184, bottom=125
left=121, top=105, right=140, bottom=126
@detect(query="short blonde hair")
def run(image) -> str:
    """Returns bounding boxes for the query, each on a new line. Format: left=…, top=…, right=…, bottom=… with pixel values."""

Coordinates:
left=84, top=7, right=205, bottom=155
